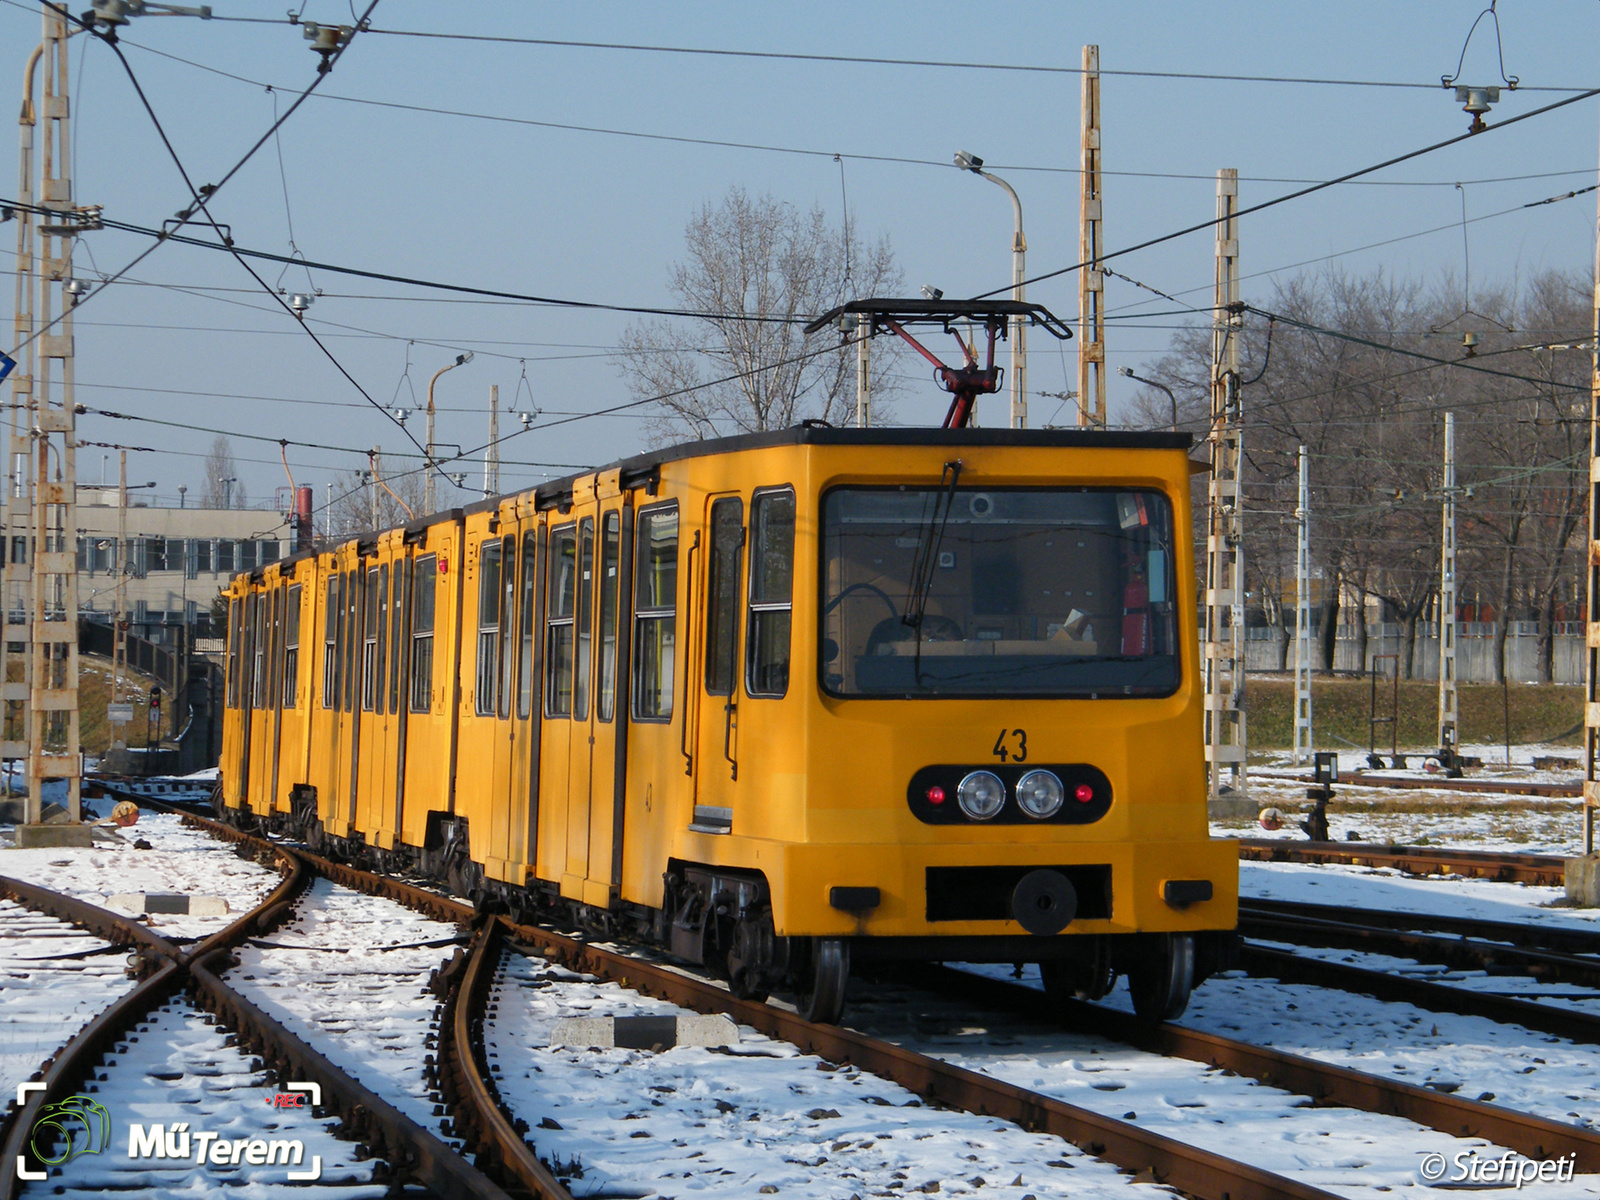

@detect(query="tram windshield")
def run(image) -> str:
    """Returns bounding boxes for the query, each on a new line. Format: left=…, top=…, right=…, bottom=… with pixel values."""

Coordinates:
left=821, top=487, right=1180, bottom=697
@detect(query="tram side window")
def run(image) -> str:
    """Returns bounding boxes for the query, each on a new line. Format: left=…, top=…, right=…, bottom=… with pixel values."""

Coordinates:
left=227, top=597, right=243, bottom=709
left=498, top=536, right=516, bottom=720
left=704, top=498, right=743, bottom=697
left=322, top=577, right=338, bottom=709
left=597, top=512, right=620, bottom=722
left=343, top=570, right=360, bottom=712
left=283, top=584, right=301, bottom=707
left=410, top=555, right=437, bottom=713
left=251, top=594, right=268, bottom=709
left=575, top=518, right=595, bottom=720
left=362, top=566, right=380, bottom=712
left=389, top=560, right=408, bottom=716
left=632, top=504, right=678, bottom=721
left=747, top=488, right=795, bottom=698
left=475, top=539, right=502, bottom=717
left=545, top=525, right=577, bottom=718
left=516, top=533, right=537, bottom=720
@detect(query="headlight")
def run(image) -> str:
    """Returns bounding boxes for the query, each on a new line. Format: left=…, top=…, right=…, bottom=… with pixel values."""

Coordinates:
left=1015, top=770, right=1064, bottom=819
left=957, top=770, right=1006, bottom=820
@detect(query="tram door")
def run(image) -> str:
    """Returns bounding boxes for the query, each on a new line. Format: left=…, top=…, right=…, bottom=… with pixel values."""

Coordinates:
left=689, top=493, right=745, bottom=835
left=578, top=504, right=624, bottom=908
left=485, top=523, right=522, bottom=876
left=329, top=550, right=365, bottom=838
left=364, top=534, right=412, bottom=850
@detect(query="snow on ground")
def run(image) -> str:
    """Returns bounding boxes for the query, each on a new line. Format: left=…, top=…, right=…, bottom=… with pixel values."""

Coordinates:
left=1239, top=859, right=1600, bottom=931
left=1211, top=773, right=1585, bottom=854
left=38, top=997, right=382, bottom=1200
left=485, top=947, right=1164, bottom=1200
left=0, top=811, right=283, bottom=939
left=0, top=899, right=136, bottom=1096
left=225, top=876, right=463, bottom=1140
left=852, top=970, right=1600, bottom=1199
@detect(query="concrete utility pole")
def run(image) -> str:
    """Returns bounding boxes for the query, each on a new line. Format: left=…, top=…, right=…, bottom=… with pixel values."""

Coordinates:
left=483, top=383, right=500, bottom=498
left=1293, top=445, right=1313, bottom=765
left=9, top=7, right=96, bottom=831
left=111, top=450, right=128, bottom=750
left=854, top=316, right=871, bottom=428
left=1586, top=121, right=1600, bottom=852
left=369, top=447, right=381, bottom=529
left=1204, top=168, right=1247, bottom=801
left=1077, top=44, right=1106, bottom=428
left=1439, top=411, right=1461, bottom=769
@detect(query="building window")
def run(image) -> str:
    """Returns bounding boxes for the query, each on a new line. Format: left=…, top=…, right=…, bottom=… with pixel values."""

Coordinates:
left=475, top=538, right=503, bottom=717
left=217, top=540, right=235, bottom=574
left=747, top=488, right=795, bottom=698
left=597, top=511, right=620, bottom=723
left=704, top=497, right=743, bottom=697
left=240, top=540, right=257, bottom=572
left=516, top=532, right=537, bottom=720
left=260, top=539, right=280, bottom=565
left=545, top=524, right=576, bottom=718
left=148, top=538, right=168, bottom=573
left=196, top=539, right=212, bottom=574
left=322, top=576, right=338, bottom=709
left=283, top=584, right=301, bottom=707
left=410, top=555, right=436, bottom=713
left=631, top=503, right=678, bottom=721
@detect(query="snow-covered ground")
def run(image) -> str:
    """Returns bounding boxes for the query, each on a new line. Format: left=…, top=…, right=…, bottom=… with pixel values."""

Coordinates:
left=225, top=876, right=464, bottom=1143
left=1212, top=744, right=1588, bottom=852
left=0, top=899, right=136, bottom=1096
left=0, top=811, right=283, bottom=940
left=485, top=946, right=1167, bottom=1200
left=38, top=998, right=382, bottom=1200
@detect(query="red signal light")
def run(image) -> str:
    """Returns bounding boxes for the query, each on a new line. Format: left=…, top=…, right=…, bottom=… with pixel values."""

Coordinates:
left=1074, top=783, right=1095, bottom=804
left=926, top=785, right=946, bottom=805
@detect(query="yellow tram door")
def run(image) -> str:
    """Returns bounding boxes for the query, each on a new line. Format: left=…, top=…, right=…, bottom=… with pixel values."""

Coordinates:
left=397, top=521, right=456, bottom=850
left=541, top=506, right=595, bottom=898
left=689, top=492, right=746, bottom=836
left=353, top=542, right=395, bottom=840
left=367, top=530, right=411, bottom=850
left=243, top=579, right=278, bottom=816
left=579, top=499, right=626, bottom=908
left=328, top=543, right=364, bottom=839
left=484, top=504, right=525, bottom=880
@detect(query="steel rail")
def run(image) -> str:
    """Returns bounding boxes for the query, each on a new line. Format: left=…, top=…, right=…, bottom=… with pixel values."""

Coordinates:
left=0, top=853, right=513, bottom=1200
left=1241, top=944, right=1600, bottom=1045
left=1240, top=897, right=1600, bottom=956
left=176, top=809, right=1340, bottom=1200
left=1235, top=837, right=1567, bottom=885
left=908, top=964, right=1600, bottom=1166
left=435, top=919, right=573, bottom=1199
left=1256, top=770, right=1581, bottom=799
left=1239, top=905, right=1600, bottom=989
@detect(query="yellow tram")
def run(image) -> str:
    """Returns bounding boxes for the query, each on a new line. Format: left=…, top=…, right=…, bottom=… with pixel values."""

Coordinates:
left=219, top=422, right=1238, bottom=1022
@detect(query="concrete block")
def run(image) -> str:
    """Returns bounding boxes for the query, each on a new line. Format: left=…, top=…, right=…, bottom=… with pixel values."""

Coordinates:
left=9, top=823, right=94, bottom=848
left=1207, top=797, right=1261, bottom=821
left=550, top=1013, right=739, bottom=1051
left=106, top=892, right=230, bottom=916
left=1564, top=856, right=1600, bottom=907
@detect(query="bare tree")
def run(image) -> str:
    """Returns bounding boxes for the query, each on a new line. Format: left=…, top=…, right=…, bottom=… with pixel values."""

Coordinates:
left=618, top=186, right=902, bottom=443
left=327, top=451, right=427, bottom=536
left=200, top=435, right=247, bottom=509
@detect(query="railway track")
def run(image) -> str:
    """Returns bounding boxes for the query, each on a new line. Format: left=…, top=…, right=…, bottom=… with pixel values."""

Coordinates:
left=0, top=844, right=511, bottom=1200
left=1235, top=836, right=1568, bottom=885
left=173, top=805, right=1600, bottom=1197
left=907, top=963, right=1600, bottom=1164
left=1255, top=769, right=1581, bottom=800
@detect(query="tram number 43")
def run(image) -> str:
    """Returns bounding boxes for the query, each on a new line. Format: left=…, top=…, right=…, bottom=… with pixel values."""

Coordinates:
left=992, top=728, right=1028, bottom=763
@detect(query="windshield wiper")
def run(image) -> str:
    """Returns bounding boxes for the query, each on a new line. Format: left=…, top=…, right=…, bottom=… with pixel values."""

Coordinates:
left=902, top=460, right=963, bottom=684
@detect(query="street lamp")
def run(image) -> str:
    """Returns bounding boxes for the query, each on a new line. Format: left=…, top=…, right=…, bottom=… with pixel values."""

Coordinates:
left=1118, top=366, right=1179, bottom=432
left=424, top=351, right=473, bottom=514
left=218, top=475, right=237, bottom=509
left=955, top=150, right=1027, bottom=429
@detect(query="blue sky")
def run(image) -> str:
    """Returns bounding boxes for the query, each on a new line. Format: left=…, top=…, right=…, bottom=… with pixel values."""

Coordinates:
left=2, top=0, right=1597, bottom=511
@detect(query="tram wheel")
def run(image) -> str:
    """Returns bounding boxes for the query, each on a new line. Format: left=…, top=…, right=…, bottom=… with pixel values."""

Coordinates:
left=795, top=937, right=850, bottom=1024
left=1127, top=933, right=1195, bottom=1023
left=1039, top=936, right=1115, bottom=1003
